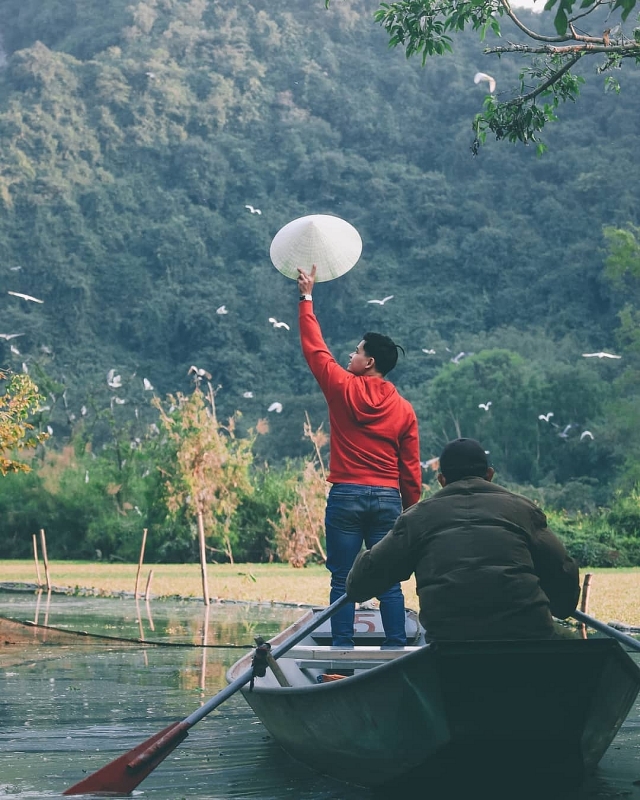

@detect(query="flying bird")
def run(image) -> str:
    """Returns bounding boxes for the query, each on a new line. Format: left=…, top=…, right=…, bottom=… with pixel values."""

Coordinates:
left=107, top=369, right=122, bottom=389
left=268, top=401, right=283, bottom=413
left=81, top=405, right=88, bottom=416
left=22, top=362, right=29, bottom=374
left=216, top=305, right=228, bottom=315
left=580, top=430, right=594, bottom=440
left=367, top=296, right=394, bottom=305
left=421, top=348, right=436, bottom=355
left=245, top=204, right=262, bottom=214
left=582, top=352, right=621, bottom=359
left=85, top=470, right=90, bottom=484
left=420, top=457, right=440, bottom=471
left=188, top=365, right=212, bottom=380
left=243, top=391, right=254, bottom=398
left=10, top=344, right=20, bottom=355
left=0, top=333, right=24, bottom=340
left=474, top=71, right=496, bottom=93
left=268, top=317, right=290, bottom=331
left=478, top=401, right=492, bottom=411
left=9, top=266, right=22, bottom=271
left=46, top=425, right=53, bottom=436
left=558, top=424, right=573, bottom=439
left=538, top=412, right=554, bottom=422
left=8, top=291, right=44, bottom=303
left=451, top=352, right=468, bottom=364
left=143, top=378, right=154, bottom=391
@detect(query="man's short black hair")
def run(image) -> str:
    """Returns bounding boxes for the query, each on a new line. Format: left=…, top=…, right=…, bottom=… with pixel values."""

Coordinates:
left=362, top=332, right=405, bottom=376
left=439, top=438, right=489, bottom=483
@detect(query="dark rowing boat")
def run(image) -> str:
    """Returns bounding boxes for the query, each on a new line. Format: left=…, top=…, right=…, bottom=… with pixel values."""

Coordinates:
left=226, top=607, right=640, bottom=788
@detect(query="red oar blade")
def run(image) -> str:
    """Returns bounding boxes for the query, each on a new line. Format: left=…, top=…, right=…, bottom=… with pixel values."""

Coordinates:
left=63, top=720, right=189, bottom=796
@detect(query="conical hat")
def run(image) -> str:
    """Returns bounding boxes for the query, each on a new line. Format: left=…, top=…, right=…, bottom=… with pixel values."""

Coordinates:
left=270, top=214, right=363, bottom=282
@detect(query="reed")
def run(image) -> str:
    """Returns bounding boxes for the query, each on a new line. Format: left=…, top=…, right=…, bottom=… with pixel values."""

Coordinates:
left=0, top=561, right=638, bottom=625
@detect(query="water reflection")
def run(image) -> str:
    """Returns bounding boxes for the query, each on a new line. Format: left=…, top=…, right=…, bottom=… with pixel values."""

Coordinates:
left=0, top=590, right=639, bottom=800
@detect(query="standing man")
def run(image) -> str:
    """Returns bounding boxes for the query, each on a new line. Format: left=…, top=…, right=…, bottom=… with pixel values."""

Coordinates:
left=346, top=438, right=580, bottom=640
left=297, top=265, right=422, bottom=648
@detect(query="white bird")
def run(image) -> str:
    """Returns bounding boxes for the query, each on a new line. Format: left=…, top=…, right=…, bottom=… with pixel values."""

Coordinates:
left=245, top=204, right=262, bottom=214
left=538, top=412, right=554, bottom=422
left=422, top=348, right=436, bottom=355
left=451, top=352, right=468, bottom=364
left=478, top=401, right=492, bottom=411
left=243, top=391, right=254, bottom=398
left=107, top=369, right=122, bottom=389
left=582, top=352, right=622, bottom=359
left=268, top=317, right=290, bottom=331
left=0, top=333, right=24, bottom=340
left=10, top=344, right=20, bottom=355
left=143, top=378, right=154, bottom=391
left=8, top=291, right=44, bottom=303
left=420, top=457, right=440, bottom=470
left=474, top=71, right=496, bottom=93
left=367, top=295, right=394, bottom=305
left=216, top=305, right=228, bottom=315
left=22, top=362, right=28, bottom=374
left=145, top=71, right=156, bottom=78
left=40, top=345, right=52, bottom=355
left=558, top=424, right=573, bottom=439
left=46, top=425, right=53, bottom=436
left=9, top=266, right=22, bottom=271
left=85, top=470, right=90, bottom=484
left=188, top=365, right=212, bottom=380
left=268, top=401, right=283, bottom=413
left=81, top=405, right=88, bottom=416
left=580, top=430, right=594, bottom=440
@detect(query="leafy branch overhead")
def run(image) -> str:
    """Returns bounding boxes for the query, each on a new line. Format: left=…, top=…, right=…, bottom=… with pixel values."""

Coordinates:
left=329, top=0, right=640, bottom=150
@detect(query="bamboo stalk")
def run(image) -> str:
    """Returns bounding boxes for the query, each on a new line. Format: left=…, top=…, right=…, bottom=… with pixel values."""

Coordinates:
left=197, top=510, right=210, bottom=606
left=32, top=533, right=42, bottom=588
left=134, top=528, right=148, bottom=599
left=39, top=529, right=51, bottom=592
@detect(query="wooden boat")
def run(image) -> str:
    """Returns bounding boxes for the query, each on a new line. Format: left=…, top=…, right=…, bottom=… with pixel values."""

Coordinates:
left=226, top=607, right=640, bottom=789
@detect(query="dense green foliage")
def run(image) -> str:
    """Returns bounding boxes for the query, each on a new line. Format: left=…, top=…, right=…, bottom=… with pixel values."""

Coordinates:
left=0, top=0, right=638, bottom=564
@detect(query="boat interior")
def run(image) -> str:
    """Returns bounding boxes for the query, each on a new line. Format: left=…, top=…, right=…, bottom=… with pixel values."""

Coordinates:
left=250, top=606, right=427, bottom=688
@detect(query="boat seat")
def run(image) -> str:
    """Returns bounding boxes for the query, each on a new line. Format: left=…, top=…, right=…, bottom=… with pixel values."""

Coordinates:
left=283, top=645, right=421, bottom=671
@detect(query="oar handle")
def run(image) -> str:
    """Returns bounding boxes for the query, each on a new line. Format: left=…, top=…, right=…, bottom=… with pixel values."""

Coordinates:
left=572, top=609, right=640, bottom=652
left=183, top=593, right=350, bottom=727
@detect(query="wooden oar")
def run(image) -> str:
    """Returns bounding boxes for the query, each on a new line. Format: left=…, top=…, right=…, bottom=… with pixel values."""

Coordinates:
left=63, top=593, right=349, bottom=795
left=572, top=609, right=640, bottom=652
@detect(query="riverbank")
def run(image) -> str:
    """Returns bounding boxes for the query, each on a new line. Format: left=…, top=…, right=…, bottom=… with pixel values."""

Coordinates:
left=0, top=560, right=638, bottom=624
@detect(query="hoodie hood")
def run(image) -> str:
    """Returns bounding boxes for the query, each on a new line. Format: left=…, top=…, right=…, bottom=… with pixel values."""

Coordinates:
left=345, top=376, right=400, bottom=424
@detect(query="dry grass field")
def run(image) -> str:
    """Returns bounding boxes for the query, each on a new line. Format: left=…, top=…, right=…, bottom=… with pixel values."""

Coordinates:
left=0, top=560, right=639, bottom=625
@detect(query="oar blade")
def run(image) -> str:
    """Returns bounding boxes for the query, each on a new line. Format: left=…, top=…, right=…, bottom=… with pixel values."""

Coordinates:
left=63, top=720, right=189, bottom=796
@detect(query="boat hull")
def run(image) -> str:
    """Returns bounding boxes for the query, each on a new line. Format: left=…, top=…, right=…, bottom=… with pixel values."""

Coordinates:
left=229, top=636, right=640, bottom=787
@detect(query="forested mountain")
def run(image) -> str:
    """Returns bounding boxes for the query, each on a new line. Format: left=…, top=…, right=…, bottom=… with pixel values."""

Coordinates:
left=0, top=0, right=639, bottom=550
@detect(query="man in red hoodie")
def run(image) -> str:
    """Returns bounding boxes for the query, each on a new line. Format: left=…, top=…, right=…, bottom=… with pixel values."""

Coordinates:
left=297, top=266, right=422, bottom=648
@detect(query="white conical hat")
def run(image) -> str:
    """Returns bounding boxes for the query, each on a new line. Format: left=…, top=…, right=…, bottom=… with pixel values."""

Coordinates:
left=270, top=214, right=363, bottom=282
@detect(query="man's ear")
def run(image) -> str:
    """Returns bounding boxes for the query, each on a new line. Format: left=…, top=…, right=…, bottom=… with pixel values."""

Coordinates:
left=485, top=467, right=495, bottom=482
left=437, top=473, right=447, bottom=488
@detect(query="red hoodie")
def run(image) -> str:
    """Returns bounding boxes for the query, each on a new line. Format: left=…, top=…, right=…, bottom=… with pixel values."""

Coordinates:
left=299, top=301, right=422, bottom=509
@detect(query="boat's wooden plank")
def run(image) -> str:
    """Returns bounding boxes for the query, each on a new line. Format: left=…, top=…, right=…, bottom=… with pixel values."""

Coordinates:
left=283, top=645, right=421, bottom=661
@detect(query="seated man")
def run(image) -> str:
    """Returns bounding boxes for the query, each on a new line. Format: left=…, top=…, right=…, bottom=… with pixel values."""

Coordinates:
left=346, top=438, right=580, bottom=640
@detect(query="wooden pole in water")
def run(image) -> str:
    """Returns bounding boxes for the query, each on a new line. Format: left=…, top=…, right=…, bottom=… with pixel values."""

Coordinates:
left=579, top=572, right=592, bottom=639
left=39, top=529, right=51, bottom=592
left=32, top=533, right=42, bottom=588
left=197, top=510, right=210, bottom=606
left=580, top=573, right=592, bottom=614
left=134, top=528, right=148, bottom=599
left=144, top=569, right=154, bottom=601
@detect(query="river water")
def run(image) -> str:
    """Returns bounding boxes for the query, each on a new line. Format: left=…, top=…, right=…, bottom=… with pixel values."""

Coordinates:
left=0, top=589, right=639, bottom=800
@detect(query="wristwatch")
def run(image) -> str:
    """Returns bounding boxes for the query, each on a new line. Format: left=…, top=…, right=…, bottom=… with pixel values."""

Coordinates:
left=299, top=294, right=313, bottom=302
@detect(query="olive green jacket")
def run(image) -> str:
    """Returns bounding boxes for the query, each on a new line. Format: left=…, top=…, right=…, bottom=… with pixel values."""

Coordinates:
left=346, top=477, right=580, bottom=640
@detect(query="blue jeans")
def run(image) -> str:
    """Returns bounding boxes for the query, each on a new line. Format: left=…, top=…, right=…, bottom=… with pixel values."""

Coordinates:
left=325, top=484, right=406, bottom=647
